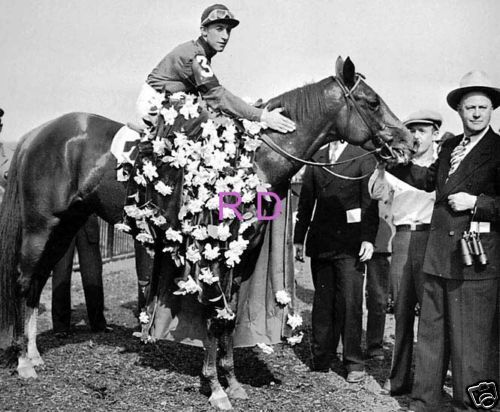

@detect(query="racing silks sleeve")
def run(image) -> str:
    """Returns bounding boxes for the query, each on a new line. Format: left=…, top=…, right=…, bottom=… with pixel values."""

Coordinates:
left=192, top=54, right=263, bottom=122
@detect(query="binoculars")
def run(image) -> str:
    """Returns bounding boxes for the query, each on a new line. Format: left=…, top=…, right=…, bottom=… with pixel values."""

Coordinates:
left=460, top=231, right=488, bottom=266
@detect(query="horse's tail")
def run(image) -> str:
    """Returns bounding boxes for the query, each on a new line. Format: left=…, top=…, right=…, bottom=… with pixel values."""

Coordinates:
left=0, top=147, right=22, bottom=337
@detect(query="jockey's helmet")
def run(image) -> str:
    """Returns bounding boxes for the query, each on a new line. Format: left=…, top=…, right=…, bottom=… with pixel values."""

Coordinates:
left=201, top=4, right=239, bottom=29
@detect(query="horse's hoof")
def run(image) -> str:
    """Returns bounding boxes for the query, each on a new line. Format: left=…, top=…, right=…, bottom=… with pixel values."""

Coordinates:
left=17, top=359, right=38, bottom=379
left=209, top=389, right=233, bottom=410
left=226, top=384, right=248, bottom=400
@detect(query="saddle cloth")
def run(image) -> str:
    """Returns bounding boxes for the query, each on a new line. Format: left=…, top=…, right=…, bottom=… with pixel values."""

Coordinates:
left=110, top=125, right=141, bottom=181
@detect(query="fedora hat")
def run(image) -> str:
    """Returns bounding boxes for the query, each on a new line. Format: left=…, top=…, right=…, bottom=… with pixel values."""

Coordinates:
left=403, top=109, right=442, bottom=129
left=447, top=70, right=500, bottom=110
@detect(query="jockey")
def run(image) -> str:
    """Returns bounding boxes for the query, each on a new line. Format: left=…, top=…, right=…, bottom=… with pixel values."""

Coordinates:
left=136, top=4, right=296, bottom=133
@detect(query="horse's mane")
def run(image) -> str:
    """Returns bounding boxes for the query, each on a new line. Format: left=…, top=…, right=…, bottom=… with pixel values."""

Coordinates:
left=267, top=77, right=334, bottom=122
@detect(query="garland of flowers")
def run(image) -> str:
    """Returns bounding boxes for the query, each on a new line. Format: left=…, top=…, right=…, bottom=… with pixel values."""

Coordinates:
left=116, top=92, right=303, bottom=345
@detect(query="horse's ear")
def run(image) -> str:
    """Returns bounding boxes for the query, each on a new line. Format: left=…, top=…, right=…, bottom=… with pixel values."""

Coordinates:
left=335, top=56, right=344, bottom=81
left=343, top=57, right=356, bottom=88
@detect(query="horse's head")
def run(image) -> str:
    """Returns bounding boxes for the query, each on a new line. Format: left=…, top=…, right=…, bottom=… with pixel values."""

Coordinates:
left=331, top=56, right=416, bottom=164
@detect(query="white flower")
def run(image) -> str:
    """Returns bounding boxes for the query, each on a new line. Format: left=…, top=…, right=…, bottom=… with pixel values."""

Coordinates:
left=124, top=205, right=143, bottom=219
left=287, top=332, right=304, bottom=346
left=151, top=215, right=167, bottom=226
left=242, top=190, right=255, bottom=204
left=163, top=150, right=188, bottom=168
left=160, top=106, right=178, bottom=125
left=186, top=245, right=202, bottom=263
left=192, top=226, right=209, bottom=241
left=139, top=311, right=150, bottom=324
left=181, top=221, right=193, bottom=234
left=224, top=141, right=237, bottom=158
left=224, top=237, right=249, bottom=267
left=256, top=342, right=274, bottom=354
left=242, top=119, right=263, bottom=135
left=173, top=275, right=202, bottom=295
left=208, top=150, right=229, bottom=171
left=179, top=99, right=200, bottom=119
left=203, top=243, right=220, bottom=261
left=245, top=173, right=261, bottom=189
left=187, top=198, right=204, bottom=214
left=222, top=123, right=237, bottom=142
left=214, top=178, right=230, bottom=194
left=154, top=181, right=173, bottom=196
left=238, top=220, right=252, bottom=234
left=152, top=138, right=167, bottom=155
left=217, top=224, right=232, bottom=241
left=215, top=307, right=235, bottom=320
left=173, top=132, right=188, bottom=148
left=239, top=155, right=253, bottom=169
left=199, top=267, right=219, bottom=284
left=222, top=207, right=236, bottom=220
left=136, top=232, right=154, bottom=244
left=287, top=314, right=303, bottom=330
left=115, top=223, right=131, bottom=232
left=206, top=195, right=221, bottom=210
left=201, top=120, right=218, bottom=139
left=244, top=137, right=262, bottom=152
left=142, top=160, right=159, bottom=181
left=134, top=174, right=147, bottom=186
left=275, top=290, right=292, bottom=306
left=165, top=228, right=183, bottom=243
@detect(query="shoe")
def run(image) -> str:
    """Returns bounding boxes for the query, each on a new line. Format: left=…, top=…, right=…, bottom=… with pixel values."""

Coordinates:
left=346, top=370, right=366, bottom=383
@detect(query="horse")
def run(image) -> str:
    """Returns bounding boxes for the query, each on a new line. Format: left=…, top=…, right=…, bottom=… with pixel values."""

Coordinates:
left=0, top=57, right=415, bottom=409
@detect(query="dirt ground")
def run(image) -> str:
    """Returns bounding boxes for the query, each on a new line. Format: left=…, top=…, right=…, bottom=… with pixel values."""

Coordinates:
left=0, top=257, right=422, bottom=411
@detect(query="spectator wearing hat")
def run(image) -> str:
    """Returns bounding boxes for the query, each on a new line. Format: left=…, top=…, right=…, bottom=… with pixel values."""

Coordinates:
left=371, top=110, right=441, bottom=396
left=391, top=71, right=500, bottom=411
left=136, top=4, right=295, bottom=133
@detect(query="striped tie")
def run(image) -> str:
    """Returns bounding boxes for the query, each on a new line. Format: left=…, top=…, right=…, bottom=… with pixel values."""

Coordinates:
left=448, top=136, right=471, bottom=176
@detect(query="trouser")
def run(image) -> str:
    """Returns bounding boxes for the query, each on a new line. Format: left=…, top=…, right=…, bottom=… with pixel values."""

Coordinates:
left=389, top=230, right=428, bottom=393
left=52, top=216, right=106, bottom=332
left=366, top=253, right=390, bottom=357
left=134, top=240, right=154, bottom=314
left=410, top=275, right=499, bottom=412
left=311, top=257, right=365, bottom=372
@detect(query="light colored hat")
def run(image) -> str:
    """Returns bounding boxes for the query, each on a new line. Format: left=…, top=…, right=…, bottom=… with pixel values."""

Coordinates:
left=200, top=4, right=239, bottom=28
left=447, top=70, right=500, bottom=110
left=403, top=109, right=442, bottom=128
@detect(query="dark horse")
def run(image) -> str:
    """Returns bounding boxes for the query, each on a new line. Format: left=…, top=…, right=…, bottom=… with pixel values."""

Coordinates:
left=0, top=58, right=414, bottom=409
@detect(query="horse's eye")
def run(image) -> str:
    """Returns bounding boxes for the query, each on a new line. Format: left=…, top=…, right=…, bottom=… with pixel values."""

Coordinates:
left=367, top=99, right=380, bottom=110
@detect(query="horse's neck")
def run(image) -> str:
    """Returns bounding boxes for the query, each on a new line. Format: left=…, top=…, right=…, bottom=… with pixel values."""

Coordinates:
left=254, top=118, right=334, bottom=189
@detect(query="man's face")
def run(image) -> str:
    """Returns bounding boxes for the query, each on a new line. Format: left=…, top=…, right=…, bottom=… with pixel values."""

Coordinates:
left=458, top=92, right=493, bottom=136
left=407, top=123, right=437, bottom=156
left=201, top=23, right=231, bottom=52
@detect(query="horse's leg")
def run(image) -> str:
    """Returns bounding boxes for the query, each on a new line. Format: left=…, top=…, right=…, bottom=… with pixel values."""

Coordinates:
left=219, top=331, right=248, bottom=400
left=202, top=328, right=232, bottom=410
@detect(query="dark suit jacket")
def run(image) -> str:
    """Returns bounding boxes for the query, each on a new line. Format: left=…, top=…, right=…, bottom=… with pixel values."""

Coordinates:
left=293, top=144, right=378, bottom=259
left=392, top=127, right=500, bottom=280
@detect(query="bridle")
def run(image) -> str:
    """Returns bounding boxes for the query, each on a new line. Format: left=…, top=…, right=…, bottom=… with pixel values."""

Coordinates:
left=257, top=74, right=401, bottom=180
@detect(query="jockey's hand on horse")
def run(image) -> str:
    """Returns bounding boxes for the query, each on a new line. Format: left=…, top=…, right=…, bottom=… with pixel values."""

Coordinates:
left=261, top=107, right=296, bottom=133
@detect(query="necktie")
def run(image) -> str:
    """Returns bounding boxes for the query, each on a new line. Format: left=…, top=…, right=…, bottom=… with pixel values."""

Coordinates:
left=448, top=136, right=471, bottom=176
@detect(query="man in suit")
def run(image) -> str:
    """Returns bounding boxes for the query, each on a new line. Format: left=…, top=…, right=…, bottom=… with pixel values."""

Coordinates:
left=52, top=215, right=110, bottom=335
left=294, top=141, right=378, bottom=383
left=391, top=71, right=500, bottom=411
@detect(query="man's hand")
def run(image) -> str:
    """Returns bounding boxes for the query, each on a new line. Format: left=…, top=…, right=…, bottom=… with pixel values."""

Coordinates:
left=294, top=243, right=304, bottom=262
left=359, top=241, right=374, bottom=262
left=261, top=107, right=296, bottom=133
left=448, top=192, right=477, bottom=212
